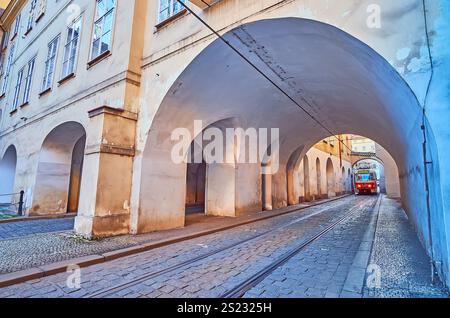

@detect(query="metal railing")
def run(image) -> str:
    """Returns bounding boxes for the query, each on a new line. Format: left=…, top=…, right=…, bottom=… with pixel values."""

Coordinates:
left=0, top=191, right=25, bottom=216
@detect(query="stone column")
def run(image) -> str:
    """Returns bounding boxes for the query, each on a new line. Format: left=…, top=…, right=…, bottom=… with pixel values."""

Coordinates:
left=205, top=161, right=236, bottom=217
left=75, top=106, right=137, bottom=238
left=262, top=169, right=273, bottom=211
left=271, top=167, right=288, bottom=209
left=235, top=163, right=262, bottom=215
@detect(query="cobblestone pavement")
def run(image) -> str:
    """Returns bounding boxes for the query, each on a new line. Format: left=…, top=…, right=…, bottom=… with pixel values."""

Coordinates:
left=363, top=197, right=449, bottom=298
left=0, top=218, right=75, bottom=240
left=0, top=196, right=372, bottom=298
left=0, top=197, right=351, bottom=275
left=243, top=197, right=377, bottom=298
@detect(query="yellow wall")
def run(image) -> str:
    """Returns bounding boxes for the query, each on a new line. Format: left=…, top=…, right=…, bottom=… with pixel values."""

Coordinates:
left=313, top=135, right=353, bottom=163
left=0, top=0, right=10, bottom=9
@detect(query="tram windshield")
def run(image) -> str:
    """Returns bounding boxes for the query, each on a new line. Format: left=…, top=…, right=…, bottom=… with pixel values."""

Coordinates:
left=356, top=172, right=376, bottom=182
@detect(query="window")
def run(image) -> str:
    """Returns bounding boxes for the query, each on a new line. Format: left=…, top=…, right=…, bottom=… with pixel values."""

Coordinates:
left=27, top=0, right=38, bottom=32
left=1, top=31, right=9, bottom=50
left=42, top=36, right=59, bottom=92
left=12, top=68, right=24, bottom=110
left=91, top=0, right=116, bottom=61
left=12, top=14, right=21, bottom=38
left=0, top=54, right=4, bottom=77
left=159, top=0, right=185, bottom=22
left=61, top=16, right=81, bottom=79
left=36, top=0, right=46, bottom=22
left=1, top=43, right=15, bottom=95
left=22, top=57, right=36, bottom=104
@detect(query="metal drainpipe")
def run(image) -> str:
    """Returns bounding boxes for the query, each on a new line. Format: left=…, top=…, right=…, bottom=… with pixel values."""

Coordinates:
left=421, top=0, right=437, bottom=284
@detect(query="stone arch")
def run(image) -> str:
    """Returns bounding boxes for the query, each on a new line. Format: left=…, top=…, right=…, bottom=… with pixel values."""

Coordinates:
left=0, top=145, right=17, bottom=204
left=31, top=122, right=86, bottom=215
left=326, top=158, right=336, bottom=198
left=136, top=18, right=444, bottom=273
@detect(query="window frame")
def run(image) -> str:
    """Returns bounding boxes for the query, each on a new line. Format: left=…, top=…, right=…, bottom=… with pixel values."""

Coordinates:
left=12, top=14, right=21, bottom=39
left=89, top=0, right=117, bottom=63
left=41, top=35, right=60, bottom=93
left=1, top=31, right=9, bottom=51
left=61, top=15, right=82, bottom=80
left=12, top=67, right=25, bottom=111
left=35, top=0, right=47, bottom=23
left=1, top=42, right=16, bottom=96
left=158, top=0, right=186, bottom=23
left=22, top=56, right=36, bottom=105
left=26, top=0, right=38, bottom=33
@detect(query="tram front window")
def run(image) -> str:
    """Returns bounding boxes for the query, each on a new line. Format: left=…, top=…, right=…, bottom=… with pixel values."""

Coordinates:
left=356, top=173, right=376, bottom=182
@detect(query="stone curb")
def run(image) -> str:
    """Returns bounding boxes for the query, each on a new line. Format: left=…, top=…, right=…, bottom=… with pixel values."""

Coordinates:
left=0, top=195, right=352, bottom=289
left=340, top=195, right=383, bottom=298
left=0, top=213, right=77, bottom=224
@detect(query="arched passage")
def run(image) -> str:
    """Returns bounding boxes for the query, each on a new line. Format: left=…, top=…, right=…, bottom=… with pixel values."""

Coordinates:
left=137, top=18, right=444, bottom=275
left=0, top=146, right=17, bottom=204
left=185, top=161, right=206, bottom=213
left=326, top=158, right=336, bottom=198
left=353, top=155, right=400, bottom=198
left=31, top=122, right=86, bottom=215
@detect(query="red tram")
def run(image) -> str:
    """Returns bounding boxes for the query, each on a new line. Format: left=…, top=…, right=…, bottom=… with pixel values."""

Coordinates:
left=354, top=169, right=379, bottom=195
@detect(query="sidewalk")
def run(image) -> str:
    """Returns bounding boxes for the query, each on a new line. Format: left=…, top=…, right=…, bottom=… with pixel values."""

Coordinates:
left=363, top=197, right=449, bottom=298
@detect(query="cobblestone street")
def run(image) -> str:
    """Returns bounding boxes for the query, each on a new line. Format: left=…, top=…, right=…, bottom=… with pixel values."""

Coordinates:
left=0, top=218, right=74, bottom=240
left=0, top=197, right=347, bottom=275
left=0, top=195, right=446, bottom=298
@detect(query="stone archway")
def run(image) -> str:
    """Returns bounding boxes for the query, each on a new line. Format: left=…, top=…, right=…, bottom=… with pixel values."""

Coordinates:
left=0, top=145, right=17, bottom=205
left=136, top=18, right=444, bottom=271
left=31, top=122, right=86, bottom=215
left=326, top=158, right=336, bottom=198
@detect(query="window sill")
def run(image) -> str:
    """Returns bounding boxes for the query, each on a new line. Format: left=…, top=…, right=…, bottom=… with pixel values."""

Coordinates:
left=87, top=50, right=111, bottom=69
left=155, top=9, right=187, bottom=30
left=35, top=12, right=44, bottom=23
left=58, top=72, right=75, bottom=85
left=9, top=109, right=17, bottom=116
left=24, top=27, right=32, bottom=37
left=39, top=87, right=51, bottom=97
left=19, top=101, right=29, bottom=108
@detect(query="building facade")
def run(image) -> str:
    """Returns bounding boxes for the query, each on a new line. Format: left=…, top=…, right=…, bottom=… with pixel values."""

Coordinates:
left=352, top=136, right=376, bottom=154
left=0, top=0, right=449, bottom=286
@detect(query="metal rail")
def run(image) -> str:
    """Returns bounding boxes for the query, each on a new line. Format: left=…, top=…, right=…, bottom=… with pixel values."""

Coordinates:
left=220, top=196, right=379, bottom=298
left=0, top=190, right=25, bottom=216
left=88, top=196, right=363, bottom=298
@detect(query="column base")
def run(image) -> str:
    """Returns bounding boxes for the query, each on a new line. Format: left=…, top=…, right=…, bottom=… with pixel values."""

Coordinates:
left=75, top=213, right=130, bottom=239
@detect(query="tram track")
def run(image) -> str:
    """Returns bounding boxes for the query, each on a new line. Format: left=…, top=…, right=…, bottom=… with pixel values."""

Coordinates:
left=88, top=196, right=374, bottom=298
left=220, top=196, right=380, bottom=298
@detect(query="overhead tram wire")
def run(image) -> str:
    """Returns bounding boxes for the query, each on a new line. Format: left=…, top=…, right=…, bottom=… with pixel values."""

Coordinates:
left=176, top=0, right=355, bottom=156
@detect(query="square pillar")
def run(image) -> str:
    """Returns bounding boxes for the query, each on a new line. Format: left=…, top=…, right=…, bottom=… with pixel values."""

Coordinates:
left=75, top=106, right=137, bottom=238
